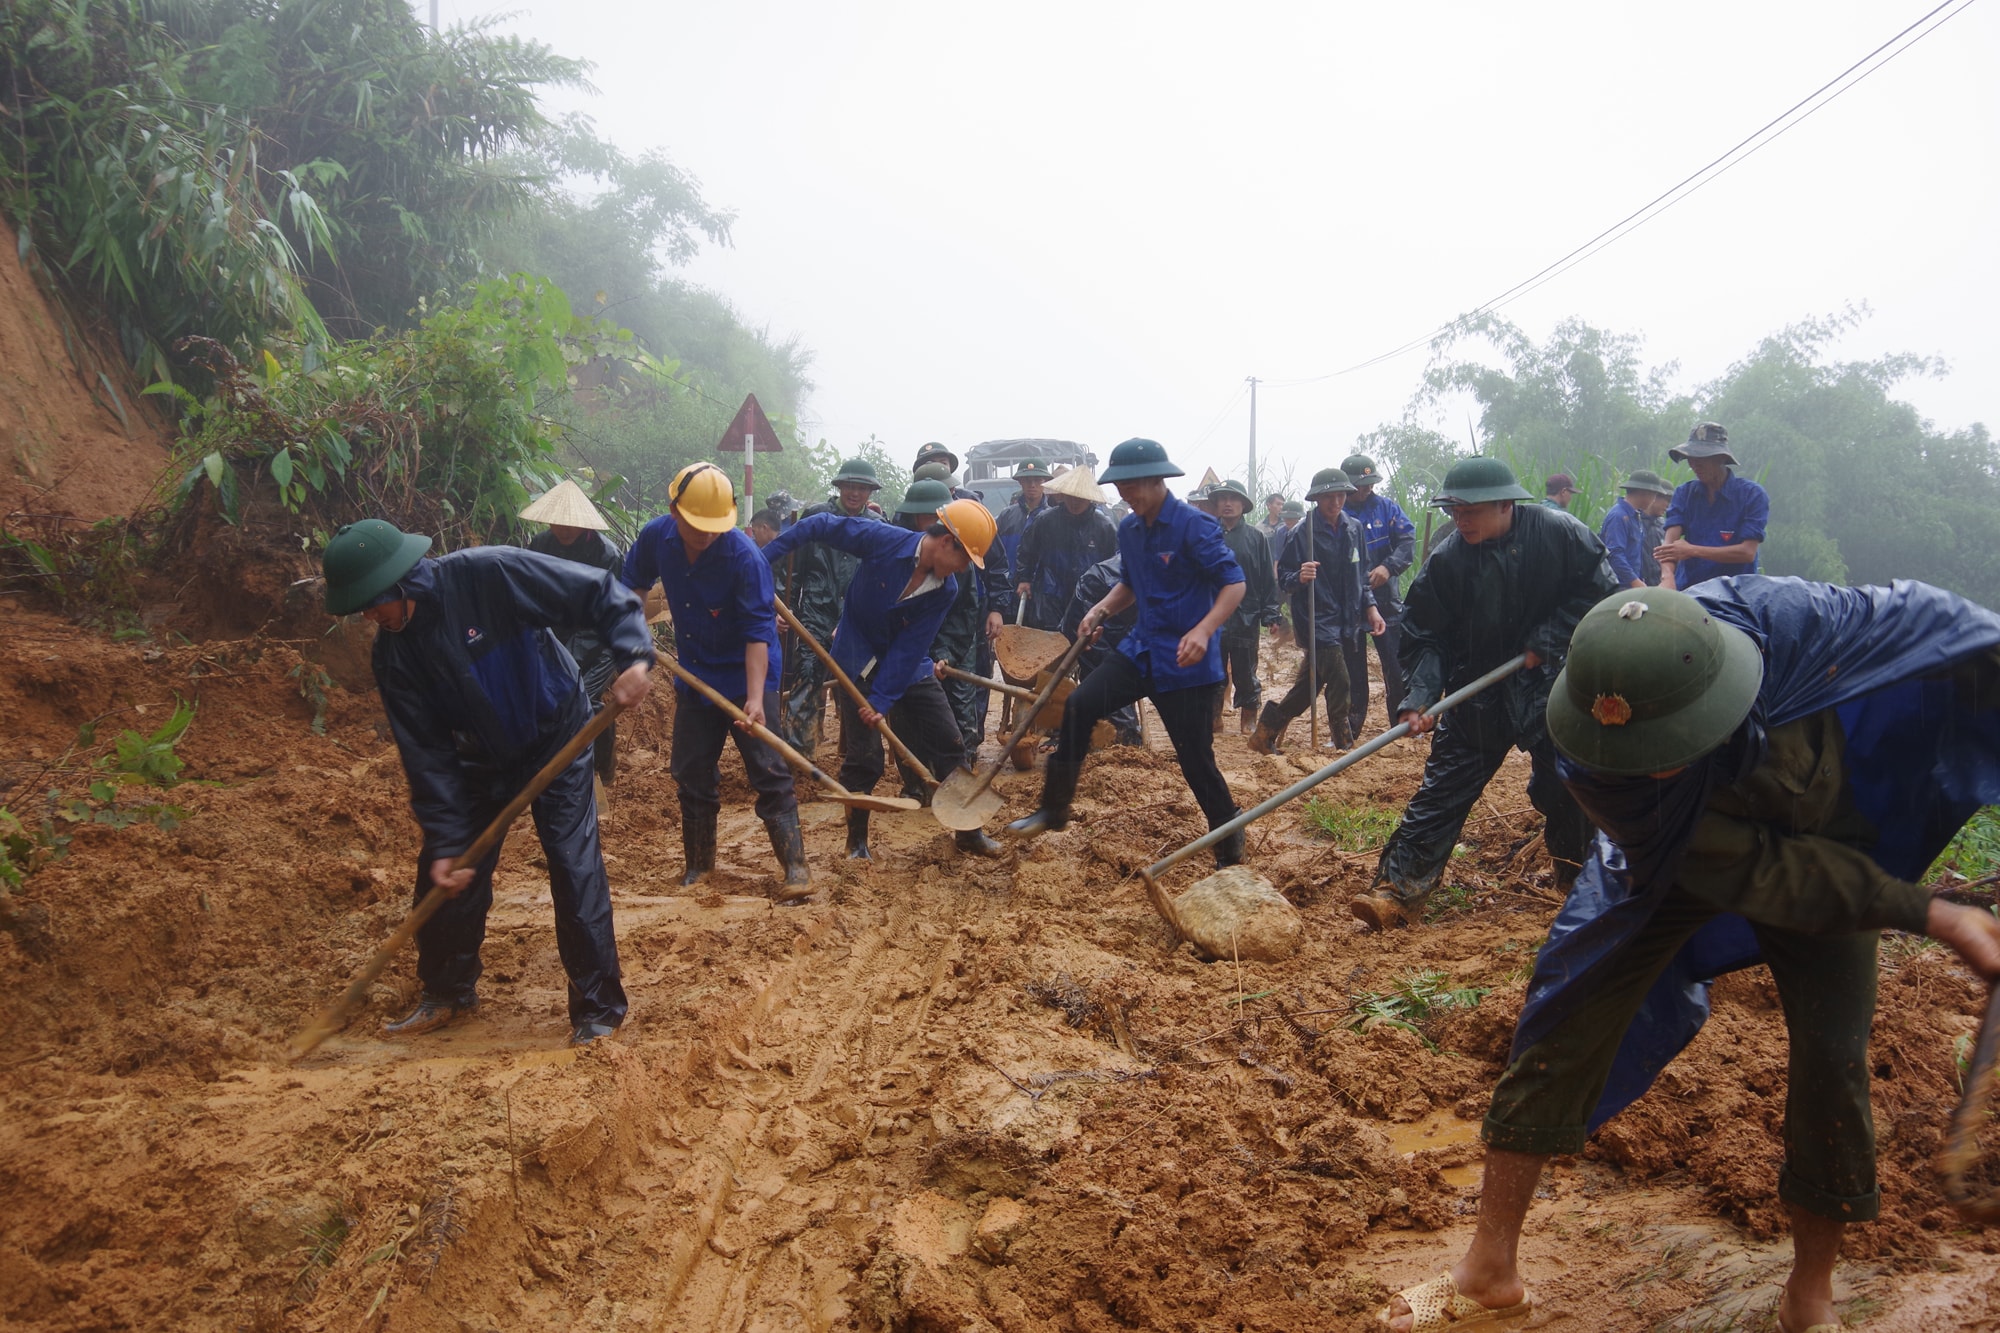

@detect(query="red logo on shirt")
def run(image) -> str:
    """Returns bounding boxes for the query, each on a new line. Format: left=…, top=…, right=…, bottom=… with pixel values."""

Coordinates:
left=1157, top=553, right=1175, bottom=566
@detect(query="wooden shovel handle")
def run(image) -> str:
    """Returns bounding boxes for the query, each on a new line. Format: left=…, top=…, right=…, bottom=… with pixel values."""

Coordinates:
left=773, top=597, right=937, bottom=787
left=963, top=630, right=1092, bottom=806
left=657, top=653, right=851, bottom=797
left=937, top=662, right=1038, bottom=703
left=1942, top=983, right=2000, bottom=1221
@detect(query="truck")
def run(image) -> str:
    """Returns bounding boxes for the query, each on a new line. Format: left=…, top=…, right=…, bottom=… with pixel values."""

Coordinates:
left=961, top=438, right=1097, bottom=510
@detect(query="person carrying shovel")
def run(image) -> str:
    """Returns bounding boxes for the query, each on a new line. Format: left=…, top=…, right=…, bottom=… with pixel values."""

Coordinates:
left=623, top=463, right=811, bottom=900
left=1350, top=456, right=1618, bottom=931
left=761, top=496, right=1007, bottom=861
left=1006, top=438, right=1247, bottom=864
left=320, top=518, right=654, bottom=1047
left=1373, top=579, right=2000, bottom=1333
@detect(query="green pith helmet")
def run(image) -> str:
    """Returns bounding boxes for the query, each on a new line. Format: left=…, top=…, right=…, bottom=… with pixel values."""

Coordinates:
left=1623, top=468, right=1675, bottom=496
left=1281, top=499, right=1306, bottom=517
left=1669, top=421, right=1737, bottom=467
left=1306, top=467, right=1356, bottom=499
left=911, top=461, right=954, bottom=484
left=322, top=519, right=432, bottom=616
left=1012, top=459, right=1053, bottom=481
left=1429, top=456, right=1532, bottom=507
left=914, top=441, right=958, bottom=472
left=1546, top=588, right=1764, bottom=777
left=832, top=457, right=881, bottom=488
left=1098, top=437, right=1185, bottom=483
left=897, top=478, right=952, bottom=515
left=1208, top=478, right=1251, bottom=505
left=1341, top=453, right=1383, bottom=487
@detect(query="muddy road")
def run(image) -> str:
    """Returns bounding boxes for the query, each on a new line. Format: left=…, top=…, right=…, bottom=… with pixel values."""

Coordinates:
left=2, top=605, right=1995, bottom=1331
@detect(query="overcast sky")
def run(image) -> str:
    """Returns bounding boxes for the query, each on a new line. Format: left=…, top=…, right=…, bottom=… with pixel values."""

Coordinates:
left=442, top=0, right=1995, bottom=492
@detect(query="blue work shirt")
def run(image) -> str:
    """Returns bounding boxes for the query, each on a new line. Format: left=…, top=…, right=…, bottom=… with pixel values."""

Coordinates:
left=762, top=513, right=956, bottom=713
left=1664, top=473, right=1769, bottom=588
left=623, top=518, right=781, bottom=701
left=1345, top=490, right=1417, bottom=618
left=1598, top=496, right=1652, bottom=587
left=1114, top=493, right=1246, bottom=691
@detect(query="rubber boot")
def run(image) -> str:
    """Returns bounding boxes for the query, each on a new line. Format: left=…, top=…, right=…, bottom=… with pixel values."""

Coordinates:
left=1248, top=703, right=1287, bottom=755
left=680, top=811, right=716, bottom=887
left=1240, top=707, right=1257, bottom=735
left=845, top=808, right=871, bottom=861
left=1212, top=818, right=1245, bottom=869
left=955, top=828, right=1005, bottom=858
left=383, top=995, right=477, bottom=1038
left=1350, top=878, right=1430, bottom=931
left=1006, top=759, right=1080, bottom=838
left=765, top=810, right=813, bottom=902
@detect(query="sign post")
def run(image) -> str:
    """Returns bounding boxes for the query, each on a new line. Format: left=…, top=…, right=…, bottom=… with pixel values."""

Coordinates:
left=714, top=393, right=784, bottom=524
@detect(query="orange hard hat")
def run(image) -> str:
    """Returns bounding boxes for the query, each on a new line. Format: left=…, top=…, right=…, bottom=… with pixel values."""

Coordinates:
left=937, top=498, right=996, bottom=569
left=670, top=462, right=737, bottom=534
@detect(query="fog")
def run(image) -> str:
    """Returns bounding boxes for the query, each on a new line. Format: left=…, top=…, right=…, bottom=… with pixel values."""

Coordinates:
left=442, top=0, right=1995, bottom=486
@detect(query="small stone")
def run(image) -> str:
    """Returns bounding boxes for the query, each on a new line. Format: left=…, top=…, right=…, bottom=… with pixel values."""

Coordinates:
left=972, top=1196, right=1027, bottom=1261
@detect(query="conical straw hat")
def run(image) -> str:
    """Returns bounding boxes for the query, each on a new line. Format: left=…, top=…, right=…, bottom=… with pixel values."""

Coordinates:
left=1045, top=465, right=1106, bottom=505
left=519, top=478, right=609, bottom=530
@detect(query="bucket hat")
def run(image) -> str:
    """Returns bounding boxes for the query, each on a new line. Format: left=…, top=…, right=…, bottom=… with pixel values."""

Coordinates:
left=1622, top=469, right=1675, bottom=496
left=1097, top=438, right=1185, bottom=483
left=1547, top=588, right=1765, bottom=777
left=1428, top=456, right=1532, bottom=507
left=518, top=478, right=609, bottom=530
left=323, top=519, right=432, bottom=615
left=1305, top=467, right=1356, bottom=499
left=1669, top=422, right=1737, bottom=467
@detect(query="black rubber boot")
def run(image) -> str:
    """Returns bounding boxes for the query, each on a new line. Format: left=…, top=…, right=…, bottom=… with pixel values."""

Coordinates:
left=680, top=812, right=716, bottom=887
left=1005, top=760, right=1080, bottom=838
left=766, top=810, right=813, bottom=902
left=1248, top=703, right=1286, bottom=755
left=1212, top=814, right=1245, bottom=869
left=845, top=808, right=871, bottom=860
left=569, top=1020, right=620, bottom=1048
left=955, top=828, right=1005, bottom=858
left=383, top=995, right=477, bottom=1038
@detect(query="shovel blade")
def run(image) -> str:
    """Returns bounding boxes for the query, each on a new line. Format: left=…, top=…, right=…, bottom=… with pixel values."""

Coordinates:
left=994, top=625, right=1070, bottom=683
left=931, top=767, right=1003, bottom=830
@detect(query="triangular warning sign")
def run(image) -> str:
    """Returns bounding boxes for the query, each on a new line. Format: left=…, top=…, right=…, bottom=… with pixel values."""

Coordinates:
left=1196, top=466, right=1221, bottom=491
left=715, top=393, right=784, bottom=454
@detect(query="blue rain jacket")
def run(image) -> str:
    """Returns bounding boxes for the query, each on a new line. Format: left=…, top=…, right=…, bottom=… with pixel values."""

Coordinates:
left=1516, top=575, right=2000, bottom=1130
left=762, top=512, right=957, bottom=713
left=1346, top=491, right=1417, bottom=620
left=1277, top=508, right=1375, bottom=650
left=1598, top=496, right=1654, bottom=588
left=373, top=548, right=653, bottom=859
left=1114, top=493, right=1246, bottom=691
left=623, top=517, right=782, bottom=701
left=1664, top=473, right=1769, bottom=588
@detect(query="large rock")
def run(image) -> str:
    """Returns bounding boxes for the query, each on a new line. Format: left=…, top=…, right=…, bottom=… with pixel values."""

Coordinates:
left=1171, top=866, right=1304, bottom=962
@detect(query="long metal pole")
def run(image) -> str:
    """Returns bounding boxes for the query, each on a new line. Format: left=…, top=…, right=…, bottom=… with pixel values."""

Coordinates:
left=1245, top=375, right=1259, bottom=507
left=1305, top=503, right=1318, bottom=751
left=1138, top=653, right=1527, bottom=885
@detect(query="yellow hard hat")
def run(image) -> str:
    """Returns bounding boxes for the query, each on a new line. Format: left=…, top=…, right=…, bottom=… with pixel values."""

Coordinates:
left=938, top=498, right=996, bottom=569
left=670, top=462, right=737, bottom=534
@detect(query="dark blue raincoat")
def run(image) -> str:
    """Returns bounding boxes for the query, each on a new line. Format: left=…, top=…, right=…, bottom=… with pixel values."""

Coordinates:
left=1515, top=576, right=2000, bottom=1129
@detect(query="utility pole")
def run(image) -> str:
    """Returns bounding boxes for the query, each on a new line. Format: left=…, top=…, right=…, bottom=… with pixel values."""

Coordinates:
left=430, top=0, right=439, bottom=29
left=1245, top=376, right=1259, bottom=504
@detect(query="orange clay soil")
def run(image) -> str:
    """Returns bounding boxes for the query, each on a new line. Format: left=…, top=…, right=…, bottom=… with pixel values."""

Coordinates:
left=1, top=615, right=1995, bottom=1332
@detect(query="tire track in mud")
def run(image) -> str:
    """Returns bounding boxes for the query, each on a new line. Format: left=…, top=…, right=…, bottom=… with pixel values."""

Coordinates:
left=619, top=867, right=999, bottom=1332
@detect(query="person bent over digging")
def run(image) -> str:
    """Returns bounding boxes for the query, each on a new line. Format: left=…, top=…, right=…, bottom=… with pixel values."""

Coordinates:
left=1351, top=457, right=1617, bottom=931
left=1373, top=579, right=2000, bottom=1333
left=1007, top=438, right=1247, bottom=865
left=624, top=463, right=811, bottom=901
left=761, top=496, right=1007, bottom=861
left=322, top=519, right=654, bottom=1047
left=1252, top=466, right=1384, bottom=754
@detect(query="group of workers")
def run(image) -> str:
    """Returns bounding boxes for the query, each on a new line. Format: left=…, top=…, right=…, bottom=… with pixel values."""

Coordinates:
left=318, top=418, right=2000, bottom=1333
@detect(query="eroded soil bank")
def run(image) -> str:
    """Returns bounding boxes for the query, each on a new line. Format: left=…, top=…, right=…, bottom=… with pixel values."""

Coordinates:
left=2, top=607, right=1996, bottom=1331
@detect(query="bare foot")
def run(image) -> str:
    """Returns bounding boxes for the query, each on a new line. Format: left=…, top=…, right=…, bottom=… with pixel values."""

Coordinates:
left=1776, top=1282, right=1839, bottom=1333
left=1382, top=1262, right=1528, bottom=1332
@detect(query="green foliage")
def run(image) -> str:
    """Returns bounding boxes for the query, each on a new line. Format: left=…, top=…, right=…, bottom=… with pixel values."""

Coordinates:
left=168, top=274, right=635, bottom=542
left=1348, top=969, right=1488, bottom=1045
left=1300, top=798, right=1400, bottom=852
left=289, top=662, right=333, bottom=735
left=1928, top=807, right=2000, bottom=883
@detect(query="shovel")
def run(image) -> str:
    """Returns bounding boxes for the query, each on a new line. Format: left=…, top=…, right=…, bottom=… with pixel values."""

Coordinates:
left=934, top=630, right=1092, bottom=830
left=1136, top=654, right=1528, bottom=943
left=1941, top=982, right=2000, bottom=1222
left=775, top=597, right=937, bottom=789
left=289, top=697, right=628, bottom=1059
left=993, top=594, right=1069, bottom=685
left=657, top=654, right=920, bottom=815
left=937, top=662, right=1075, bottom=731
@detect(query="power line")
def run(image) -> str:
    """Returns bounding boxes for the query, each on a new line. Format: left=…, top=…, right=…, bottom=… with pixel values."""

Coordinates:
left=1185, top=382, right=1249, bottom=450
left=1259, top=0, right=1980, bottom=390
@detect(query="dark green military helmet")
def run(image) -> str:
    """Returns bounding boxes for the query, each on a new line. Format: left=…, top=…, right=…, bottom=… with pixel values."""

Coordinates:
left=1669, top=421, right=1737, bottom=467
left=1620, top=468, right=1674, bottom=496
left=1011, top=459, right=1053, bottom=481
left=1546, top=588, right=1764, bottom=777
left=1305, top=467, right=1355, bottom=499
left=1280, top=500, right=1306, bottom=518
left=1429, top=456, right=1532, bottom=507
left=1207, top=477, right=1252, bottom=505
left=832, top=457, right=881, bottom=489
left=321, top=519, right=432, bottom=615
left=1098, top=437, right=1185, bottom=483
left=911, top=461, right=954, bottom=484
left=897, top=478, right=952, bottom=515
left=1341, top=453, right=1383, bottom=487
left=913, top=441, right=958, bottom=471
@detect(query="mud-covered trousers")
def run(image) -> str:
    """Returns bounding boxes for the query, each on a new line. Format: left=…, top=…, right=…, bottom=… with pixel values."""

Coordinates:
left=1342, top=618, right=1404, bottom=737
left=1485, top=887, right=1882, bottom=1221
left=1220, top=631, right=1263, bottom=713
left=1374, top=707, right=1590, bottom=898
left=1265, top=642, right=1354, bottom=747
left=411, top=744, right=627, bottom=1029
left=838, top=675, right=967, bottom=794
left=1049, top=652, right=1235, bottom=830
left=671, top=688, right=797, bottom=822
